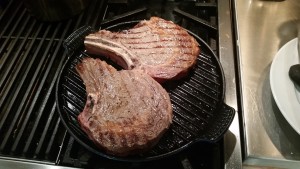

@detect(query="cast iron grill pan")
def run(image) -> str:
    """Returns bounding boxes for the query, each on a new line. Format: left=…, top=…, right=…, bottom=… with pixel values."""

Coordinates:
left=56, top=21, right=235, bottom=162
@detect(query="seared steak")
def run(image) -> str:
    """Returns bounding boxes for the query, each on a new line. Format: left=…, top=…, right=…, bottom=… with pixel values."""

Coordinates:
left=76, top=58, right=173, bottom=156
left=84, top=17, right=200, bottom=83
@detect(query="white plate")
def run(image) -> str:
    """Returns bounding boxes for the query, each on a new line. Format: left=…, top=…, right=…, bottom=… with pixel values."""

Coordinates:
left=270, top=38, right=300, bottom=135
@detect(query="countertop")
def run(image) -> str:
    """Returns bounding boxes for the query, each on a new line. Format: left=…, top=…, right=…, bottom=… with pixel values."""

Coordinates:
left=234, top=0, right=300, bottom=168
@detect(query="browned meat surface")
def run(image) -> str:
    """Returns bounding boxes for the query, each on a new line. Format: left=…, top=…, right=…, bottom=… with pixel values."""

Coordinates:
left=84, top=17, right=200, bottom=83
left=76, top=58, right=173, bottom=156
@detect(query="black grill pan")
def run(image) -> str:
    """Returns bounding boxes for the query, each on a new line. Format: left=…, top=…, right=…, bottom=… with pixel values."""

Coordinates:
left=56, top=21, right=235, bottom=162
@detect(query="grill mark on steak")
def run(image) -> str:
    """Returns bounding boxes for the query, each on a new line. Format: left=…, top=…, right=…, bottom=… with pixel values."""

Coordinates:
left=94, top=29, right=191, bottom=42
left=76, top=58, right=173, bottom=156
left=95, top=32, right=193, bottom=45
left=85, top=17, right=200, bottom=83
left=125, top=41, right=195, bottom=49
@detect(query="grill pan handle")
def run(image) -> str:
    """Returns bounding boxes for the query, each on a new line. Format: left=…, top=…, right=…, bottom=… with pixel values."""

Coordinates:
left=203, top=103, right=235, bottom=142
left=63, top=25, right=95, bottom=55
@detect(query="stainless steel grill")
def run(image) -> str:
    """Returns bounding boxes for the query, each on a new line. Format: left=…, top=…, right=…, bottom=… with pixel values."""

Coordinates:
left=0, top=0, right=239, bottom=168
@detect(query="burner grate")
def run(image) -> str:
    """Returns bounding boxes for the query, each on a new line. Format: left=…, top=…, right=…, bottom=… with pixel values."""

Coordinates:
left=0, top=0, right=106, bottom=163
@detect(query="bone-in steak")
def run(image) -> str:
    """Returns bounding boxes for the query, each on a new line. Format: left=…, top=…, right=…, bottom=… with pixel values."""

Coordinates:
left=84, top=17, right=200, bottom=83
left=76, top=58, right=173, bottom=156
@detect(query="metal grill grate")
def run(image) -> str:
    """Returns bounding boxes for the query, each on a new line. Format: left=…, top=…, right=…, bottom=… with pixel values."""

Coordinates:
left=0, top=0, right=106, bottom=163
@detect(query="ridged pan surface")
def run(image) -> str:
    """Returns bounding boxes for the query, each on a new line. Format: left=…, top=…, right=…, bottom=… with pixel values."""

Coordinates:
left=56, top=21, right=235, bottom=162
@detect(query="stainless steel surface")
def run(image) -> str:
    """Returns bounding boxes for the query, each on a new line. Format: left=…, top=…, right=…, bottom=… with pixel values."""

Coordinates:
left=0, top=1, right=241, bottom=168
left=234, top=0, right=300, bottom=168
left=218, top=0, right=242, bottom=168
left=297, top=27, right=300, bottom=61
left=0, top=158, right=79, bottom=169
